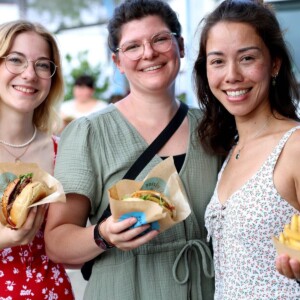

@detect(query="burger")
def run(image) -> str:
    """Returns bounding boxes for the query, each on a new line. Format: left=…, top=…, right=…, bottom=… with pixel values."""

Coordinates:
left=1, top=173, right=49, bottom=228
left=125, top=190, right=176, bottom=218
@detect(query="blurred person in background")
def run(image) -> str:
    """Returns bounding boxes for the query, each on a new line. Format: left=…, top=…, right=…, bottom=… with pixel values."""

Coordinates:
left=194, top=0, right=300, bottom=298
left=59, top=74, right=107, bottom=132
left=0, top=20, right=74, bottom=299
left=44, top=0, right=220, bottom=299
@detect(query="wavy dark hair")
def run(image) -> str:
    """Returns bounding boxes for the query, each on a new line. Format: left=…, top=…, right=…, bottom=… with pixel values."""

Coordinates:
left=107, top=0, right=182, bottom=53
left=193, top=0, right=300, bottom=155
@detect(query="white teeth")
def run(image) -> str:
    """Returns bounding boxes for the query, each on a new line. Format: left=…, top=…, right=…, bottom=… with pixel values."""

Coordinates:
left=143, top=65, right=162, bottom=72
left=226, top=89, right=248, bottom=97
left=14, top=86, right=35, bottom=93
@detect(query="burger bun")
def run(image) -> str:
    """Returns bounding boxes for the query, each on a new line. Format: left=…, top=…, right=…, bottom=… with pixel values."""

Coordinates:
left=8, top=182, right=48, bottom=228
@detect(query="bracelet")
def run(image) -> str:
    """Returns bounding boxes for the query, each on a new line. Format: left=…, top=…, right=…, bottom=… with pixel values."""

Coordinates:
left=93, top=219, right=115, bottom=251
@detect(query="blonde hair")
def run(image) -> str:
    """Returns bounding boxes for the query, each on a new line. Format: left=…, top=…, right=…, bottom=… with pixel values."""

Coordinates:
left=0, top=20, right=64, bottom=134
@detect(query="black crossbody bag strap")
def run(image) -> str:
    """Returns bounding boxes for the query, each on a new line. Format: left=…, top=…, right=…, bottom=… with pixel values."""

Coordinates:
left=123, top=101, right=188, bottom=180
left=81, top=101, right=188, bottom=280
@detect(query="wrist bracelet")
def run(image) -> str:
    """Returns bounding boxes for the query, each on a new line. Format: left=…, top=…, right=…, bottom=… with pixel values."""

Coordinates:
left=93, top=219, right=115, bottom=251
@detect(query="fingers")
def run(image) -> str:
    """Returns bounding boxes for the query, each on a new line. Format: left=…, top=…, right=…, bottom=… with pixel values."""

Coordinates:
left=118, top=229, right=159, bottom=251
left=14, top=205, right=48, bottom=245
left=102, top=217, right=159, bottom=251
left=290, top=258, right=300, bottom=279
left=33, top=204, right=49, bottom=228
left=276, top=254, right=300, bottom=279
left=22, top=204, right=47, bottom=230
left=0, top=204, right=48, bottom=249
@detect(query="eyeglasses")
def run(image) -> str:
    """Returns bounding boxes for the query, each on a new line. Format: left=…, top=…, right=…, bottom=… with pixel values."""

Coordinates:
left=1, top=53, right=57, bottom=79
left=115, top=31, right=177, bottom=61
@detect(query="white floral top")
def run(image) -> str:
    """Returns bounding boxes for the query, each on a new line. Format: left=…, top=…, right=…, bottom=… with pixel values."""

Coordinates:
left=205, top=126, right=300, bottom=300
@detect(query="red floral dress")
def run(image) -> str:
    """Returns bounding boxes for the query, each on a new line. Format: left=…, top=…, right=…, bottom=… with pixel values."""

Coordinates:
left=0, top=137, right=74, bottom=299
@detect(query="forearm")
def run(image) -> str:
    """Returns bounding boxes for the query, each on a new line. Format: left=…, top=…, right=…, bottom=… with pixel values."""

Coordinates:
left=45, top=223, right=104, bottom=265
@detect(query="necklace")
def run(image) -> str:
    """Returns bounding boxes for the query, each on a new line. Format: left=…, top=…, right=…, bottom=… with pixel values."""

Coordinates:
left=235, top=116, right=272, bottom=160
left=0, top=126, right=37, bottom=148
left=0, top=143, right=31, bottom=162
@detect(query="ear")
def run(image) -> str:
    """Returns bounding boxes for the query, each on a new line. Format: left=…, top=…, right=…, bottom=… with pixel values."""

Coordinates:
left=178, top=36, right=185, bottom=58
left=271, top=57, right=282, bottom=77
left=112, top=53, right=125, bottom=74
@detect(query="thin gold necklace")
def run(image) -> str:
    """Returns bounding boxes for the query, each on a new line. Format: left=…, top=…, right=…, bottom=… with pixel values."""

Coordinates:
left=0, top=142, right=31, bottom=162
left=235, top=116, right=272, bottom=160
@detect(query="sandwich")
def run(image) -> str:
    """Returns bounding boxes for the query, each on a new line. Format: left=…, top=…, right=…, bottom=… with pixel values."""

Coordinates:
left=1, top=173, right=49, bottom=228
left=124, top=190, right=176, bottom=218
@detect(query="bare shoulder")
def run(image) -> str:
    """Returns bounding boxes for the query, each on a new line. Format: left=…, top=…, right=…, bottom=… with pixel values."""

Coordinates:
left=274, top=123, right=300, bottom=207
left=285, top=125, right=300, bottom=154
left=281, top=125, right=300, bottom=173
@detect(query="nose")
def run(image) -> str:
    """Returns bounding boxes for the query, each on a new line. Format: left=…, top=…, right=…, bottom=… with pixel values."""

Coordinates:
left=142, top=41, right=158, bottom=59
left=225, top=62, right=242, bottom=83
left=20, top=61, right=37, bottom=80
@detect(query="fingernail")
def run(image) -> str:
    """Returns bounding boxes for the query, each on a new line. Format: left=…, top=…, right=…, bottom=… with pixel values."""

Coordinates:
left=130, top=217, right=137, bottom=224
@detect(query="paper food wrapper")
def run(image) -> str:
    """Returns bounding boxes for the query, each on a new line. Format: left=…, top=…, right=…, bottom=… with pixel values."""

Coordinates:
left=273, top=237, right=300, bottom=261
left=0, top=162, right=66, bottom=209
left=108, top=157, right=191, bottom=233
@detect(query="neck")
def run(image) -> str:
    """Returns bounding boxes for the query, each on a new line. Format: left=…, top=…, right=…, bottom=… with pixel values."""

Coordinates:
left=0, top=110, right=35, bottom=145
left=237, top=115, right=272, bottom=144
left=235, top=115, right=272, bottom=160
left=0, top=124, right=37, bottom=148
left=119, top=94, right=178, bottom=123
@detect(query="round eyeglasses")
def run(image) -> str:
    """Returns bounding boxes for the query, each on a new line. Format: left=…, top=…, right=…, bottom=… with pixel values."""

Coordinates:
left=1, top=53, right=57, bottom=79
left=115, top=31, right=177, bottom=61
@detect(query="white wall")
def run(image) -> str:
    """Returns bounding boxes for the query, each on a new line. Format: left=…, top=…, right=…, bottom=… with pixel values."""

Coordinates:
left=0, top=4, right=19, bottom=22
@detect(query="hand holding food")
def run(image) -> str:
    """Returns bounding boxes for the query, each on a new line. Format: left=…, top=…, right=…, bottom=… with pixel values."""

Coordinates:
left=109, top=158, right=191, bottom=234
left=278, top=215, right=300, bottom=250
left=1, top=173, right=49, bottom=229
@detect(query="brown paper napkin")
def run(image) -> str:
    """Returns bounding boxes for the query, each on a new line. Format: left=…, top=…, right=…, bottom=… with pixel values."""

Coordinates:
left=273, top=237, right=300, bottom=261
left=109, top=157, right=191, bottom=233
left=0, top=162, right=66, bottom=208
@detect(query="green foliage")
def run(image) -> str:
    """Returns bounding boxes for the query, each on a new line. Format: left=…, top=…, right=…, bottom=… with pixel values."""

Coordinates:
left=28, top=0, right=103, bottom=23
left=63, top=50, right=110, bottom=101
left=26, top=0, right=123, bottom=28
left=177, top=92, right=187, bottom=103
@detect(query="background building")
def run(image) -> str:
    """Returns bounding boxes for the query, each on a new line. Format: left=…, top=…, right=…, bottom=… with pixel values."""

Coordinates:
left=0, top=0, right=299, bottom=105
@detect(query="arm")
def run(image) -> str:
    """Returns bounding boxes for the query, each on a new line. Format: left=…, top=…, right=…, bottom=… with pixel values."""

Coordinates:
left=0, top=205, right=48, bottom=250
left=44, top=193, right=159, bottom=265
left=46, top=117, right=159, bottom=264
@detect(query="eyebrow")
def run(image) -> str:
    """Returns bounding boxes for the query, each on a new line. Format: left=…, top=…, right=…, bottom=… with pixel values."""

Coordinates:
left=207, top=46, right=261, bottom=57
left=121, top=30, right=172, bottom=45
left=9, top=51, right=51, bottom=60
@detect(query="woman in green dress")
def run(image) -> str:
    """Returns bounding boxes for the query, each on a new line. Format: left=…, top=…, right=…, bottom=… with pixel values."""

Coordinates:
left=44, top=1, right=219, bottom=299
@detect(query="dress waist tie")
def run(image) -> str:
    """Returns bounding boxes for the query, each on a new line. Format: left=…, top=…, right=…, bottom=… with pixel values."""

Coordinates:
left=172, top=239, right=214, bottom=300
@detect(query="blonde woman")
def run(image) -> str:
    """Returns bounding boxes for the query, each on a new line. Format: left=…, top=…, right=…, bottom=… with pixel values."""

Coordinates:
left=0, top=20, right=74, bottom=299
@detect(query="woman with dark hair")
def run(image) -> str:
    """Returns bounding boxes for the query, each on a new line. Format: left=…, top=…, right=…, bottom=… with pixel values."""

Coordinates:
left=194, top=0, right=300, bottom=298
left=59, top=74, right=108, bottom=132
left=44, top=0, right=219, bottom=299
left=0, top=20, right=74, bottom=299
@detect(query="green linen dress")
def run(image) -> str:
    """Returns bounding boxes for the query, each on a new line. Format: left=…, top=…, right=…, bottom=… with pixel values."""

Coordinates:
left=55, top=104, right=219, bottom=300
